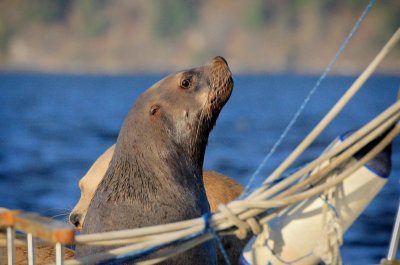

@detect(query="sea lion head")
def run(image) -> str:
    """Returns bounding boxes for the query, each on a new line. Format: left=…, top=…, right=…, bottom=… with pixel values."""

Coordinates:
left=115, top=56, right=233, bottom=167
left=69, top=145, right=115, bottom=231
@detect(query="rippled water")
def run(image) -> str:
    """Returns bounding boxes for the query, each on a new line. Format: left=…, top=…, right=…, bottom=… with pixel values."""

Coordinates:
left=0, top=73, right=399, bottom=264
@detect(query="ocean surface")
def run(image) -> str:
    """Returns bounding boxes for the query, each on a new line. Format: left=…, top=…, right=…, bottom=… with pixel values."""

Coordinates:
left=0, top=73, right=399, bottom=264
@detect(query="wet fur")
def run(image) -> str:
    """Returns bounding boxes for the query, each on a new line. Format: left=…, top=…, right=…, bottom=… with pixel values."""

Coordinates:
left=75, top=57, right=233, bottom=265
left=70, top=145, right=244, bottom=230
left=71, top=147, right=246, bottom=265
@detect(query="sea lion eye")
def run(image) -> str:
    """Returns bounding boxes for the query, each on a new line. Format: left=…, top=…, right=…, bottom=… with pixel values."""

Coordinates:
left=180, top=79, right=191, bottom=89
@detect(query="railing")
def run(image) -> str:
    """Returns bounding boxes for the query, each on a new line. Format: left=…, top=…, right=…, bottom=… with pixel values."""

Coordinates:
left=0, top=209, right=75, bottom=265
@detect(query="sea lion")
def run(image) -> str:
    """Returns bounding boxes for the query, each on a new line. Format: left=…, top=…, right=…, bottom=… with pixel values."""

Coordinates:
left=69, top=145, right=244, bottom=231
left=70, top=145, right=245, bottom=265
left=69, top=145, right=115, bottom=231
left=75, top=57, right=233, bottom=265
left=203, top=171, right=244, bottom=213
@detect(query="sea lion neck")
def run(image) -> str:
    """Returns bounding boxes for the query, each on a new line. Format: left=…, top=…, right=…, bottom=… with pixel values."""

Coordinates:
left=117, top=97, right=207, bottom=167
left=101, top=105, right=206, bottom=202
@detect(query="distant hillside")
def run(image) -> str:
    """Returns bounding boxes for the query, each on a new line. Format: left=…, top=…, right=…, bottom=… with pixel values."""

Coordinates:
left=0, top=0, right=399, bottom=73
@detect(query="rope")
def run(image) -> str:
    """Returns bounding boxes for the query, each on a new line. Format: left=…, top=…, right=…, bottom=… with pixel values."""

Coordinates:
left=96, top=213, right=233, bottom=265
left=202, top=213, right=232, bottom=265
left=317, top=194, right=340, bottom=218
left=218, top=204, right=262, bottom=240
left=95, top=232, right=201, bottom=265
left=315, top=174, right=343, bottom=265
left=239, top=0, right=376, bottom=199
left=91, top=216, right=215, bottom=264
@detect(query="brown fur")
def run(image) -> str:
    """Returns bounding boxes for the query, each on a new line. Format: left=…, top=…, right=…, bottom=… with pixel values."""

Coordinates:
left=75, top=57, right=233, bottom=265
left=70, top=146, right=246, bottom=265
left=70, top=146, right=244, bottom=230
left=203, top=171, right=244, bottom=212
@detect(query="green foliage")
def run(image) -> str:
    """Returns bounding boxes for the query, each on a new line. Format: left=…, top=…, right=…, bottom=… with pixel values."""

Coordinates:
left=74, top=0, right=109, bottom=36
left=342, top=0, right=367, bottom=10
left=385, top=7, right=400, bottom=34
left=191, top=48, right=210, bottom=64
left=375, top=1, right=400, bottom=43
left=242, top=0, right=309, bottom=31
left=243, top=1, right=266, bottom=30
left=242, top=0, right=276, bottom=30
left=319, top=0, right=341, bottom=13
left=293, top=0, right=312, bottom=8
left=22, top=0, right=72, bottom=23
left=0, top=0, right=398, bottom=57
left=0, top=18, right=12, bottom=52
left=151, top=0, right=199, bottom=39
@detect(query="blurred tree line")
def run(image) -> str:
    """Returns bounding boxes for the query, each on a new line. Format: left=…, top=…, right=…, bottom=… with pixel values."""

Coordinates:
left=242, top=0, right=399, bottom=33
left=0, top=0, right=108, bottom=51
left=0, top=0, right=399, bottom=52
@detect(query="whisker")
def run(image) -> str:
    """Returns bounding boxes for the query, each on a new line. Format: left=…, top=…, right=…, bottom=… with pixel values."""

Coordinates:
left=42, top=208, right=72, bottom=212
left=50, top=213, right=70, bottom=219
left=40, top=208, right=73, bottom=219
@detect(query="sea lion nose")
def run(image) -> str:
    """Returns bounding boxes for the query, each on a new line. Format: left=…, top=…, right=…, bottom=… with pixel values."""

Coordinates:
left=210, top=56, right=228, bottom=67
left=69, top=213, right=81, bottom=229
left=207, top=56, right=231, bottom=74
left=213, top=56, right=228, bottom=65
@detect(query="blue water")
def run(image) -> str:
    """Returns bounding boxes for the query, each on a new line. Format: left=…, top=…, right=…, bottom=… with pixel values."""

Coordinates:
left=0, top=73, right=399, bottom=264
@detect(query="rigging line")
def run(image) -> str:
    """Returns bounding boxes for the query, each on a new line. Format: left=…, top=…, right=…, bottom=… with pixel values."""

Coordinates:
left=95, top=214, right=221, bottom=265
left=239, top=0, right=376, bottom=199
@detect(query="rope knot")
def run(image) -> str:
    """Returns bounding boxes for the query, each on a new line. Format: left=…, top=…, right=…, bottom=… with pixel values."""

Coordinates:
left=218, top=204, right=262, bottom=240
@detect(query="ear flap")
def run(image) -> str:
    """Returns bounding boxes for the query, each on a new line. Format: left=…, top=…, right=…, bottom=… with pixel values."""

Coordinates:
left=150, top=104, right=161, bottom=116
